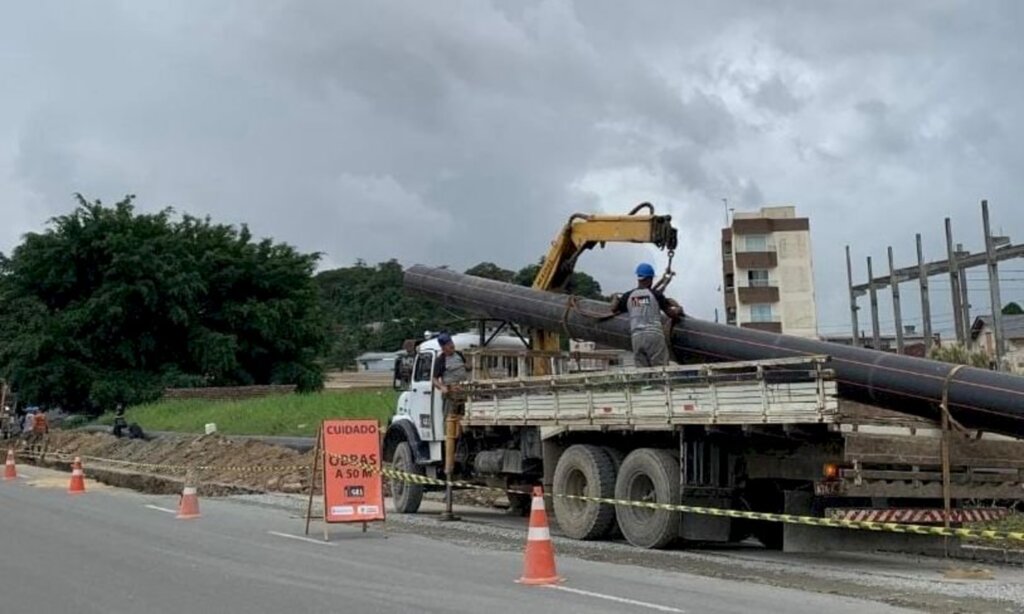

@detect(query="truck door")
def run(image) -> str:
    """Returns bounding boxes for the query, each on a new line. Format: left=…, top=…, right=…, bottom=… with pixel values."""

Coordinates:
left=409, top=350, right=439, bottom=444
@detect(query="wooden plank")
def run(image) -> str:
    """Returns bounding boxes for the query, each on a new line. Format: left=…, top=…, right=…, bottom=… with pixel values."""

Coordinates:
left=844, top=434, right=1024, bottom=469
left=849, top=469, right=1020, bottom=483
left=839, top=482, right=1023, bottom=499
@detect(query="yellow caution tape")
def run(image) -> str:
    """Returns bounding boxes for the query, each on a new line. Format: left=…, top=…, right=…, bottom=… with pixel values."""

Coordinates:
left=21, top=446, right=1022, bottom=543
left=370, top=464, right=1024, bottom=544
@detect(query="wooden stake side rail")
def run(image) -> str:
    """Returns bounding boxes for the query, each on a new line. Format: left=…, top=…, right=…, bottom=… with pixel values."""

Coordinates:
left=459, top=357, right=840, bottom=427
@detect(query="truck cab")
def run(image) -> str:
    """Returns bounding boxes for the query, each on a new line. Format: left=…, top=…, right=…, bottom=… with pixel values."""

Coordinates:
left=387, top=329, right=527, bottom=479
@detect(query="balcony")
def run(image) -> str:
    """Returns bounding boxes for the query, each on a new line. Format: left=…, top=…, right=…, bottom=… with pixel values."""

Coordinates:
left=741, top=321, right=782, bottom=333
left=737, top=285, right=779, bottom=303
left=735, top=251, right=778, bottom=269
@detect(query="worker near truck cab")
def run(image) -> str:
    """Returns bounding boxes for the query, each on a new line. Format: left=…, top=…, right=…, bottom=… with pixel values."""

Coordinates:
left=432, top=333, right=470, bottom=414
left=610, top=263, right=682, bottom=368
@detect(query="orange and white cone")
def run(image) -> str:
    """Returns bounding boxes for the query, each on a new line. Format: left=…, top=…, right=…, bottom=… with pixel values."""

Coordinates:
left=176, top=477, right=200, bottom=520
left=517, top=486, right=562, bottom=586
left=4, top=448, right=16, bottom=481
left=68, top=457, right=86, bottom=494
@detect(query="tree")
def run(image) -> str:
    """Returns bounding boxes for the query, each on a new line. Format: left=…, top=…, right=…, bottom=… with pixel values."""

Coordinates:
left=0, top=195, right=328, bottom=412
left=928, top=344, right=992, bottom=369
left=316, top=260, right=456, bottom=369
left=513, top=261, right=606, bottom=300
left=465, top=262, right=515, bottom=283
left=1003, top=302, right=1023, bottom=315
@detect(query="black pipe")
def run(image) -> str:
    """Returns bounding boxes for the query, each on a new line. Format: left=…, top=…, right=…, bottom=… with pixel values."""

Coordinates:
left=405, top=265, right=1024, bottom=438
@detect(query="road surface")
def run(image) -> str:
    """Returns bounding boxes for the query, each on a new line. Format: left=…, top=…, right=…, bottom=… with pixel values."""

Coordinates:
left=0, top=465, right=918, bottom=614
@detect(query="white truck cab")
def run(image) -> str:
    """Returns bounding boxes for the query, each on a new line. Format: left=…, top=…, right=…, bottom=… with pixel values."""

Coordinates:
left=392, top=331, right=526, bottom=464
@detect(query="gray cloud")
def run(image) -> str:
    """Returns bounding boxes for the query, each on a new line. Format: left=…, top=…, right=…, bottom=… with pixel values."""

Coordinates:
left=2, top=0, right=1023, bottom=339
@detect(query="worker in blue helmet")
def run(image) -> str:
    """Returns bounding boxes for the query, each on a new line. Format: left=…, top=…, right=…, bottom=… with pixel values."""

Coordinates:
left=607, top=263, right=683, bottom=367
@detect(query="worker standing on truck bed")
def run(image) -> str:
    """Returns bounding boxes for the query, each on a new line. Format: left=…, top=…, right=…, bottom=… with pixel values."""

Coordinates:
left=608, top=263, right=682, bottom=367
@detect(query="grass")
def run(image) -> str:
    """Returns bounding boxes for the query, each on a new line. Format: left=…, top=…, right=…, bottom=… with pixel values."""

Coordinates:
left=96, top=390, right=400, bottom=437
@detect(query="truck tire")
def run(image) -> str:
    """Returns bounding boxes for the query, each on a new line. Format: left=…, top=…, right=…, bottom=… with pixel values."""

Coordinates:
left=600, top=447, right=625, bottom=537
left=390, top=441, right=424, bottom=514
left=614, top=448, right=680, bottom=549
left=552, top=444, right=617, bottom=540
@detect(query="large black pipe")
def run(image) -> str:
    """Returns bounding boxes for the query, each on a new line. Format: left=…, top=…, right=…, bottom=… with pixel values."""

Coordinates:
left=405, top=265, right=1024, bottom=438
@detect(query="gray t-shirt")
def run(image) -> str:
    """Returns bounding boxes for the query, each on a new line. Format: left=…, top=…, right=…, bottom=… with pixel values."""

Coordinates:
left=433, top=351, right=468, bottom=386
left=615, top=287, right=670, bottom=334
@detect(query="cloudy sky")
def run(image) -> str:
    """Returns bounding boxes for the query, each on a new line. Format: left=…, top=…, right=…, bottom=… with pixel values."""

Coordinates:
left=2, top=0, right=1023, bottom=338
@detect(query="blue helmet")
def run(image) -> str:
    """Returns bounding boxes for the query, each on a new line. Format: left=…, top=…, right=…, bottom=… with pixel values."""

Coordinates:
left=436, top=332, right=453, bottom=347
left=635, top=263, right=655, bottom=279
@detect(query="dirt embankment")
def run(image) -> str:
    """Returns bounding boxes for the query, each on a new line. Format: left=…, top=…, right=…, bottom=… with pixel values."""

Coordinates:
left=39, top=431, right=316, bottom=494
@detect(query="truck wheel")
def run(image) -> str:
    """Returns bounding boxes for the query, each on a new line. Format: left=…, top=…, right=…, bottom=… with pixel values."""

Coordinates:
left=390, top=441, right=424, bottom=514
left=614, top=448, right=680, bottom=549
left=600, top=447, right=625, bottom=537
left=552, top=444, right=617, bottom=540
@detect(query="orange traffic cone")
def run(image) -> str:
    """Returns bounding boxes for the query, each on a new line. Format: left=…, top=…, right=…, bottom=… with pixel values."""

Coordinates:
left=67, top=457, right=86, bottom=494
left=517, top=486, right=562, bottom=586
left=4, top=449, right=16, bottom=481
left=176, top=476, right=200, bottom=520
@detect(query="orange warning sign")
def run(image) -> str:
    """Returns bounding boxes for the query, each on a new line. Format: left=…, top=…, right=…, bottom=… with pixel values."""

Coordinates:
left=321, top=419, right=385, bottom=524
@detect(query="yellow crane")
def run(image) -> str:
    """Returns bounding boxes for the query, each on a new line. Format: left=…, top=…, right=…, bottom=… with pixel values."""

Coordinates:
left=530, top=203, right=678, bottom=370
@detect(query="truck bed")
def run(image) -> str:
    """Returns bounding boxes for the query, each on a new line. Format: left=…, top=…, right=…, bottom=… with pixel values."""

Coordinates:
left=460, top=357, right=838, bottom=429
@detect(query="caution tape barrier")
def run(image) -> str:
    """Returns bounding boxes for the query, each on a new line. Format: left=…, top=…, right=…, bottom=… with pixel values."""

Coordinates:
left=367, top=464, right=1024, bottom=544
left=15, top=446, right=1023, bottom=543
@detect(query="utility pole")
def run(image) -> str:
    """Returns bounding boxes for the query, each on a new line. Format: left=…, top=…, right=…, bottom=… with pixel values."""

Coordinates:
left=916, top=234, right=933, bottom=354
left=846, top=246, right=860, bottom=347
left=956, top=244, right=971, bottom=336
left=867, top=256, right=881, bottom=350
left=982, top=200, right=1005, bottom=370
left=945, top=218, right=965, bottom=345
left=888, top=246, right=904, bottom=354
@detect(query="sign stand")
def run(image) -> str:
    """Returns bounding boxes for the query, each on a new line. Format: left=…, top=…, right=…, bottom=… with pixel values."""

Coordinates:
left=305, top=419, right=385, bottom=540
left=304, top=425, right=327, bottom=540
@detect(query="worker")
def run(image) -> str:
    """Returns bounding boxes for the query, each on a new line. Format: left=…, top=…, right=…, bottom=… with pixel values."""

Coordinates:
left=112, top=405, right=128, bottom=438
left=30, top=409, right=48, bottom=444
left=432, top=333, right=469, bottom=414
left=608, top=263, right=683, bottom=367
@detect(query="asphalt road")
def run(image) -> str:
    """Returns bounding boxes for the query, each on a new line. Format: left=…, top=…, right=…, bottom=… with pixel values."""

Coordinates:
left=0, top=466, right=918, bottom=614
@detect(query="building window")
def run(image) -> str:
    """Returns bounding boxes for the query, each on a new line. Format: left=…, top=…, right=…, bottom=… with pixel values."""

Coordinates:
left=750, top=304, right=773, bottom=322
left=744, top=235, right=768, bottom=251
left=748, top=270, right=770, bottom=288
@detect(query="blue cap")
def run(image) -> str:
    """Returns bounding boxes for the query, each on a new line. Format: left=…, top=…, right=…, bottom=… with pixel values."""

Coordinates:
left=436, top=333, right=453, bottom=346
left=636, top=263, right=655, bottom=279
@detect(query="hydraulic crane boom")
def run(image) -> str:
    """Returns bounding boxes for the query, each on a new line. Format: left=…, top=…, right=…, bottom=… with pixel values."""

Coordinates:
left=529, top=203, right=678, bottom=370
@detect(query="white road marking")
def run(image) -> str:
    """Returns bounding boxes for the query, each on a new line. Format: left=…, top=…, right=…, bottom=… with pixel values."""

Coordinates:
left=144, top=504, right=177, bottom=514
left=546, top=585, right=685, bottom=613
left=267, top=531, right=335, bottom=546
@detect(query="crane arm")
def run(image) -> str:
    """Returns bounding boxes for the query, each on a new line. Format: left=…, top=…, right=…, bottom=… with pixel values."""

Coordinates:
left=529, top=203, right=679, bottom=370
left=531, top=203, right=678, bottom=293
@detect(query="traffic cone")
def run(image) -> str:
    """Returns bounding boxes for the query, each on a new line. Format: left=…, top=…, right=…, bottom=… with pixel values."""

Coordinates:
left=67, top=457, right=86, bottom=494
left=517, top=486, right=562, bottom=586
left=4, top=449, right=16, bottom=481
left=176, top=475, right=200, bottom=520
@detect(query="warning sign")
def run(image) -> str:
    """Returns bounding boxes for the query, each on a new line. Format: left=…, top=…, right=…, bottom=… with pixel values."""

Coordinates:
left=321, top=419, right=385, bottom=524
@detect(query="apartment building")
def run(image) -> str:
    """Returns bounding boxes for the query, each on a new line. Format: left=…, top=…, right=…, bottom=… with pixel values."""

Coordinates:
left=721, top=206, right=818, bottom=337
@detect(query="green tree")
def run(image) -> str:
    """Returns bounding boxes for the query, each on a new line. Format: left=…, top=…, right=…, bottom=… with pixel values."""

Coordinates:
left=1003, top=302, right=1023, bottom=315
left=928, top=344, right=992, bottom=369
left=0, top=195, right=327, bottom=412
left=513, top=261, right=606, bottom=300
left=465, top=262, right=515, bottom=283
left=316, top=260, right=457, bottom=369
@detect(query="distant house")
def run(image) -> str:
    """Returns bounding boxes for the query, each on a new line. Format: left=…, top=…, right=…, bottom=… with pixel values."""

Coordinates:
left=970, top=315, right=1024, bottom=373
left=822, top=326, right=940, bottom=357
left=355, top=351, right=403, bottom=373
